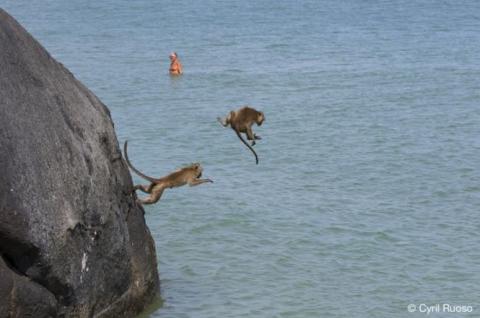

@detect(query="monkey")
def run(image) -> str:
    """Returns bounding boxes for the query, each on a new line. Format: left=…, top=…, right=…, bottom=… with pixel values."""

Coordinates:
left=123, top=141, right=213, bottom=205
left=217, top=106, right=265, bottom=164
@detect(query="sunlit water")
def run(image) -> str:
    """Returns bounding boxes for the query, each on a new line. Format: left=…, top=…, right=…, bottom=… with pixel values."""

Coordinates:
left=3, top=1, right=480, bottom=317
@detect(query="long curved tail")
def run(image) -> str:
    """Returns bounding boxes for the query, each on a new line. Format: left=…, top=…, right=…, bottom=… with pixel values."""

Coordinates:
left=123, top=141, right=160, bottom=183
left=235, top=131, right=259, bottom=164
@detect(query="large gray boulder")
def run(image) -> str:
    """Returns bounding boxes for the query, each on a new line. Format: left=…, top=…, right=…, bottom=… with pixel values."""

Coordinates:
left=0, top=8, right=159, bottom=317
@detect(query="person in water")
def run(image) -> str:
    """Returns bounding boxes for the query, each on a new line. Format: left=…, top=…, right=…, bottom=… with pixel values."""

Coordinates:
left=169, top=52, right=183, bottom=75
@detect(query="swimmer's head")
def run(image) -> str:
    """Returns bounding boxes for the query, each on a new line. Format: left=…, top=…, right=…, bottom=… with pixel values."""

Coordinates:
left=169, top=52, right=177, bottom=59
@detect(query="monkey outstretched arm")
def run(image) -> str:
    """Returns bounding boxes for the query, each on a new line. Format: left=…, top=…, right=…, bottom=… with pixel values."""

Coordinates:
left=189, top=178, right=214, bottom=186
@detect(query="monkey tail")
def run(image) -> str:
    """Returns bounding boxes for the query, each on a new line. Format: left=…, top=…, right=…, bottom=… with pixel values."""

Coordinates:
left=235, top=131, right=259, bottom=165
left=123, top=140, right=161, bottom=183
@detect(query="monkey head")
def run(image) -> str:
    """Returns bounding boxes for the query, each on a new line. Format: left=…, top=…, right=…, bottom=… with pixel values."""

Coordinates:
left=190, top=163, right=203, bottom=178
left=257, top=111, right=265, bottom=126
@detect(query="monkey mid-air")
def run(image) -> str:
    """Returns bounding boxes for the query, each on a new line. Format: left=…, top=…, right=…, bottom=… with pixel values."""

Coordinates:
left=217, top=106, right=265, bottom=164
left=123, top=141, right=213, bottom=205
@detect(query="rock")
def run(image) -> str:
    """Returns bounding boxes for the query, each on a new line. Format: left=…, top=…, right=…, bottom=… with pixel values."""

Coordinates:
left=0, top=257, right=57, bottom=318
left=0, top=8, right=159, bottom=317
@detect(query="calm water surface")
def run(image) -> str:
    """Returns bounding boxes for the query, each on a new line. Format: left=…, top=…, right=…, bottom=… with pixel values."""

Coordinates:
left=3, top=1, right=480, bottom=317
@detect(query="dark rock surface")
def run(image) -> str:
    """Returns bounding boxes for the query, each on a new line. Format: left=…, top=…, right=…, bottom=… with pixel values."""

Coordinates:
left=0, top=257, right=57, bottom=317
left=0, top=8, right=160, bottom=317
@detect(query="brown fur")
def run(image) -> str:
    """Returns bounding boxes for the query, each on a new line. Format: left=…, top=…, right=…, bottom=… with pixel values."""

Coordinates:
left=217, top=106, right=265, bottom=164
left=124, top=141, right=213, bottom=205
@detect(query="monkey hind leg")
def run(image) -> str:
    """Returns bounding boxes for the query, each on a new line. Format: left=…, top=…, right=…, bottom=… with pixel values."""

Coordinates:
left=244, top=133, right=256, bottom=146
left=138, top=188, right=164, bottom=205
left=134, top=183, right=154, bottom=193
left=246, top=128, right=256, bottom=146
